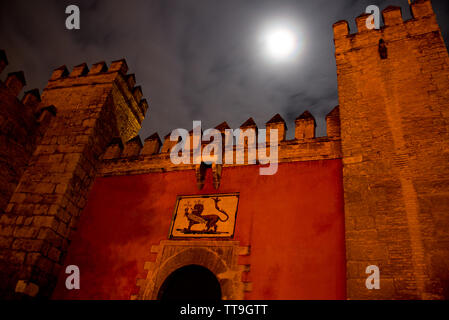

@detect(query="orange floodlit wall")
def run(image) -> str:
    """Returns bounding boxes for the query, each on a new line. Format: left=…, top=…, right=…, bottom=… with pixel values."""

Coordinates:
left=52, top=160, right=345, bottom=300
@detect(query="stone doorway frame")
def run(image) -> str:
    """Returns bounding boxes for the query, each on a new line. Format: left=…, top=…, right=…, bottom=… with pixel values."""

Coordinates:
left=133, top=240, right=251, bottom=300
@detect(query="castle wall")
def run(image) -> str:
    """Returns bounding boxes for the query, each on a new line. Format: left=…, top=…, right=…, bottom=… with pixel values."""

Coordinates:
left=0, top=59, right=148, bottom=298
left=51, top=160, right=345, bottom=300
left=334, top=0, right=449, bottom=299
left=1, top=0, right=447, bottom=301
left=0, top=51, right=44, bottom=213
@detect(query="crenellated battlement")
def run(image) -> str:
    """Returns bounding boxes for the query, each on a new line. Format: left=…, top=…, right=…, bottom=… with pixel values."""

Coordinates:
left=295, top=111, right=316, bottom=140
left=0, top=54, right=155, bottom=298
left=333, top=0, right=441, bottom=56
left=0, top=50, right=55, bottom=213
left=47, top=59, right=148, bottom=114
left=42, top=59, right=148, bottom=145
left=0, top=52, right=50, bottom=129
left=47, top=59, right=146, bottom=108
left=1, top=0, right=448, bottom=299
left=99, top=107, right=341, bottom=176
left=5, top=71, right=26, bottom=96
left=333, top=0, right=449, bottom=300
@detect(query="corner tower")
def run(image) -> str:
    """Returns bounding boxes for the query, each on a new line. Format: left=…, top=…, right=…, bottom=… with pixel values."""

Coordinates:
left=0, top=59, right=148, bottom=298
left=334, top=0, right=449, bottom=299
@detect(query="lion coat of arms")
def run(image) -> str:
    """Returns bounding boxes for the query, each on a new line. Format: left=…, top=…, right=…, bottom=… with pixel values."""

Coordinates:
left=169, top=194, right=239, bottom=238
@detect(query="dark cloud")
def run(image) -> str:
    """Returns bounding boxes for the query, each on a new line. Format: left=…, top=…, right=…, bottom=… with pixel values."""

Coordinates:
left=1, top=0, right=448, bottom=139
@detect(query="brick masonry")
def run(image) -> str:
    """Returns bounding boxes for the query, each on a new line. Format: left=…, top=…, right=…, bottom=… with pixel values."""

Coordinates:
left=0, top=58, right=147, bottom=298
left=0, top=0, right=448, bottom=300
left=0, top=60, right=44, bottom=214
left=334, top=0, right=449, bottom=299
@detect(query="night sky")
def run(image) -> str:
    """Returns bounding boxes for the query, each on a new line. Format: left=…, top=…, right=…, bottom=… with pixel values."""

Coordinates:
left=1, top=0, right=448, bottom=140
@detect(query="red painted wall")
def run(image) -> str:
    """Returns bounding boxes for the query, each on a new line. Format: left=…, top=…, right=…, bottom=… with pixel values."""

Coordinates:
left=52, top=160, right=346, bottom=300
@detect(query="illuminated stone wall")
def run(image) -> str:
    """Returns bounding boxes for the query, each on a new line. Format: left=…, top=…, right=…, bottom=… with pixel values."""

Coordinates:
left=334, top=0, right=449, bottom=299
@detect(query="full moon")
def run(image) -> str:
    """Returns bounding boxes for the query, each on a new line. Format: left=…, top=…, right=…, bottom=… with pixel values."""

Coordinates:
left=265, top=28, right=297, bottom=60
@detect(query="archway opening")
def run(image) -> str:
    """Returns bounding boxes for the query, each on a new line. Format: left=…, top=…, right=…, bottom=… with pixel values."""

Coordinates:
left=157, top=264, right=222, bottom=300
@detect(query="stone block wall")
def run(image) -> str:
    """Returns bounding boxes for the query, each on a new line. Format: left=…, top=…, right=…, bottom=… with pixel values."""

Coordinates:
left=1, top=0, right=448, bottom=300
left=0, top=51, right=49, bottom=215
left=0, top=57, right=148, bottom=298
left=334, top=0, right=449, bottom=299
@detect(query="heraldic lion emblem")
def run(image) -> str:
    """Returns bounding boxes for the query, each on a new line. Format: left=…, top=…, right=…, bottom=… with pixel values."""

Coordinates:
left=183, top=197, right=230, bottom=234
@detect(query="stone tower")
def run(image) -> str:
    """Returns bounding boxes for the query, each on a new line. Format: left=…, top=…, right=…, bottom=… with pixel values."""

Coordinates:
left=334, top=0, right=449, bottom=299
left=0, top=56, right=147, bottom=298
